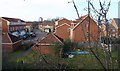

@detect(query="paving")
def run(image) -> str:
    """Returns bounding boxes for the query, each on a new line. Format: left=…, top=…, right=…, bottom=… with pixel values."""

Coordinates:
left=10, top=29, right=47, bottom=59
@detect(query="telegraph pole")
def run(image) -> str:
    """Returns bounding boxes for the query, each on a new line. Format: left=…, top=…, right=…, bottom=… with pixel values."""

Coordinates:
left=88, top=0, right=90, bottom=46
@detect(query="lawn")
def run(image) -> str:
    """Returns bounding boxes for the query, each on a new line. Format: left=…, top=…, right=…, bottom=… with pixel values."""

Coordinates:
left=2, top=46, right=119, bottom=69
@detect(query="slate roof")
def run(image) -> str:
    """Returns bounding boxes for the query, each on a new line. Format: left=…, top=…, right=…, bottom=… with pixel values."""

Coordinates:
left=2, top=17, right=25, bottom=22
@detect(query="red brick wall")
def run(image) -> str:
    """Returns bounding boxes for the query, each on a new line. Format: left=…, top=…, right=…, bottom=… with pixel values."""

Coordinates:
left=2, top=44, right=13, bottom=53
left=32, top=45, right=53, bottom=54
left=0, top=18, right=9, bottom=33
left=2, top=41, right=21, bottom=53
left=73, top=17, right=100, bottom=43
left=12, top=41, right=22, bottom=51
left=58, top=19, right=71, bottom=26
left=55, top=24, right=70, bottom=40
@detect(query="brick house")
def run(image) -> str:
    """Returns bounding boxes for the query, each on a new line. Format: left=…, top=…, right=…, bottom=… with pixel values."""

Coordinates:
left=100, top=24, right=107, bottom=36
left=2, top=33, right=22, bottom=53
left=54, top=18, right=72, bottom=40
left=38, top=21, right=55, bottom=33
left=111, top=18, right=120, bottom=36
left=55, top=15, right=100, bottom=43
left=33, top=15, right=101, bottom=54
left=100, top=18, right=119, bottom=37
left=32, top=33, right=63, bottom=54
left=1, top=17, right=25, bottom=53
left=0, top=17, right=26, bottom=33
left=55, top=18, right=71, bottom=26
left=26, top=22, right=33, bottom=32
left=70, top=15, right=100, bottom=43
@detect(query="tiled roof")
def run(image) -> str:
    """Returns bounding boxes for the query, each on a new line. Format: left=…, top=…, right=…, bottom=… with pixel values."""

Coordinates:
left=39, top=22, right=55, bottom=26
left=26, top=23, right=32, bottom=26
left=2, top=33, right=21, bottom=43
left=58, top=18, right=71, bottom=25
left=39, top=33, right=63, bottom=44
left=74, top=15, right=88, bottom=23
left=2, top=17, right=25, bottom=22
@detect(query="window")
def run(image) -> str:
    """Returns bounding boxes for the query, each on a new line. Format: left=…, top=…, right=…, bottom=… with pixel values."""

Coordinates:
left=112, top=29, right=115, bottom=32
left=0, top=21, right=2, bottom=24
left=86, top=21, right=89, bottom=28
left=68, top=28, right=71, bottom=32
left=9, top=27, right=13, bottom=31
left=12, top=27, right=14, bottom=31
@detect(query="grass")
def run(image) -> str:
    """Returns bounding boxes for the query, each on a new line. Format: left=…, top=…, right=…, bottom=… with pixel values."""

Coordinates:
left=2, top=47, right=119, bottom=69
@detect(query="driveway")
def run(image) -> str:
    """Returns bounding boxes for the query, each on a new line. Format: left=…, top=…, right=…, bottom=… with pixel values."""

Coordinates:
left=23, top=29, right=47, bottom=44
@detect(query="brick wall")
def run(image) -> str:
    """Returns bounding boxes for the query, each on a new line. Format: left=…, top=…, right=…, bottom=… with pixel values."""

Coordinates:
left=32, top=45, right=53, bottom=54
left=0, top=18, right=9, bottom=33
left=55, top=24, right=70, bottom=40
left=73, top=16, right=100, bottom=43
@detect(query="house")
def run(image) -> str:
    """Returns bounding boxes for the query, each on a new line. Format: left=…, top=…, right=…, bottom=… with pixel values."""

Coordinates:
left=100, top=24, right=107, bottom=36
left=2, top=33, right=22, bottom=53
left=111, top=18, right=120, bottom=36
left=101, top=18, right=120, bottom=37
left=38, top=21, right=55, bottom=33
left=0, top=17, right=26, bottom=33
left=32, top=33, right=63, bottom=54
left=54, top=18, right=72, bottom=40
left=55, top=18, right=71, bottom=26
left=70, top=15, right=100, bottom=43
left=1, top=17, right=25, bottom=53
left=54, top=15, right=100, bottom=43
left=26, top=22, right=33, bottom=32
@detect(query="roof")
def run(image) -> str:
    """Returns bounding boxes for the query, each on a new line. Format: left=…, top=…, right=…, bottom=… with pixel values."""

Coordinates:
left=2, top=33, right=21, bottom=43
left=57, top=18, right=71, bottom=25
left=38, top=33, right=63, bottom=44
left=114, top=18, right=120, bottom=28
left=2, top=17, right=25, bottom=22
left=72, top=15, right=99, bottom=31
left=26, top=23, right=32, bottom=26
left=39, top=22, right=55, bottom=26
left=72, top=15, right=88, bottom=30
left=73, top=15, right=88, bottom=23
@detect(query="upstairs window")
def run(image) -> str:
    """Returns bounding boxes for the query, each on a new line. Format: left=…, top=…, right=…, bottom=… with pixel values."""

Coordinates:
left=0, top=21, right=2, bottom=24
left=86, top=21, right=89, bottom=28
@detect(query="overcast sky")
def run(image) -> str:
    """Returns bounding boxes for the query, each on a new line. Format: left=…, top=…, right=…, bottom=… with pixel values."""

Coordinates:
left=0, top=0, right=119, bottom=21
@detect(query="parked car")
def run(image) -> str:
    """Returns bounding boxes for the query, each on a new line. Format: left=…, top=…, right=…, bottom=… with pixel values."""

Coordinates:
left=22, top=34, right=28, bottom=40
left=29, top=32, right=36, bottom=37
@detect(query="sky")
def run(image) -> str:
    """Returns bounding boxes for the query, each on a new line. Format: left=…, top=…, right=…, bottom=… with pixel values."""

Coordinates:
left=0, top=0, right=119, bottom=21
